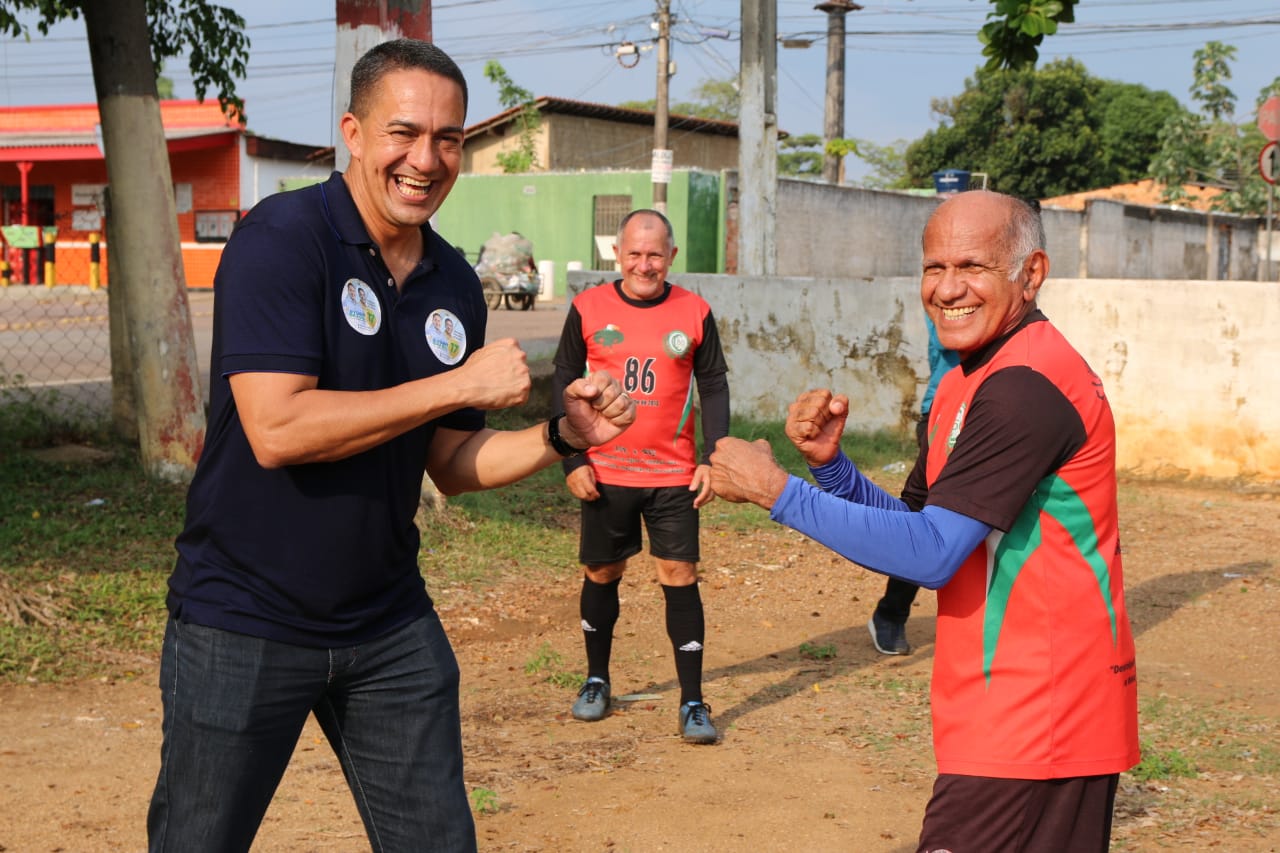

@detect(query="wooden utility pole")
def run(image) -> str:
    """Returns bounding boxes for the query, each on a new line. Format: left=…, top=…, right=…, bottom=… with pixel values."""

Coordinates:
left=652, top=0, right=673, bottom=213
left=817, top=1, right=860, bottom=184
left=333, top=0, right=433, bottom=172
left=738, top=0, right=777, bottom=275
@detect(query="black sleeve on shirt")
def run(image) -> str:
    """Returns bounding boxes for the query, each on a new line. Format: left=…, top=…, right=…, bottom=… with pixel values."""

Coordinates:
left=694, top=311, right=730, bottom=465
left=925, top=366, right=1086, bottom=531
left=900, top=446, right=929, bottom=512
left=551, top=304, right=591, bottom=475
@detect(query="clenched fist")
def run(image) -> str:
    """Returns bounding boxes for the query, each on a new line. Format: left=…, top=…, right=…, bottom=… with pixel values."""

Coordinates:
left=709, top=437, right=789, bottom=509
left=785, top=389, right=849, bottom=468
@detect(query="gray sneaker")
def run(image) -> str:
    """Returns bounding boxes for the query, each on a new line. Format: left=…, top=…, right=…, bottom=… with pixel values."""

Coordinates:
left=679, top=701, right=718, bottom=744
left=571, top=677, right=611, bottom=722
left=868, top=612, right=911, bottom=655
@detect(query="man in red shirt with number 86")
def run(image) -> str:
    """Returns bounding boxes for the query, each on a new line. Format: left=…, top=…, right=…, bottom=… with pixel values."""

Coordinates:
left=552, top=209, right=730, bottom=744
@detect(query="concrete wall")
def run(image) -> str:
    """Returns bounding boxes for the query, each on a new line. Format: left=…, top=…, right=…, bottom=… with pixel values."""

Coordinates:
left=767, top=179, right=1268, bottom=283
left=771, top=182, right=935, bottom=278
left=568, top=270, right=1280, bottom=484
left=1041, top=205, right=1083, bottom=279
left=1080, top=201, right=1261, bottom=281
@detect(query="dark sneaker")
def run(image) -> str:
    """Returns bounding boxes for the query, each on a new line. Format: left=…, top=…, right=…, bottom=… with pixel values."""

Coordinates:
left=571, top=677, right=611, bottom=722
left=868, top=612, right=911, bottom=655
left=679, top=701, right=718, bottom=744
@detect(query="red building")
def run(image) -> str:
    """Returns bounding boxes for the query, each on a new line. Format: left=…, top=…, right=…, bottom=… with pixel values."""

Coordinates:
left=0, top=100, right=333, bottom=288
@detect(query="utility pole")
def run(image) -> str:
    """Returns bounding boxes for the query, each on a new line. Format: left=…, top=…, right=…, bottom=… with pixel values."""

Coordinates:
left=816, top=0, right=860, bottom=184
left=738, top=0, right=777, bottom=275
left=652, top=0, right=673, bottom=213
left=333, top=0, right=433, bottom=172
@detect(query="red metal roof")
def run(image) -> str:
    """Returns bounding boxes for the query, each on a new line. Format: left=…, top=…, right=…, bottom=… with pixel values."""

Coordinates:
left=0, top=99, right=243, bottom=163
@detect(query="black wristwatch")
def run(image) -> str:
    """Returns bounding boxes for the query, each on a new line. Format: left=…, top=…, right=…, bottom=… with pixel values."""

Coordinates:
left=548, top=413, right=589, bottom=458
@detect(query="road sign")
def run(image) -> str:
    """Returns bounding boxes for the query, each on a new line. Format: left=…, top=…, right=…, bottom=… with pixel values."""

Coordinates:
left=1259, top=95, right=1280, bottom=142
left=1261, top=141, right=1279, bottom=185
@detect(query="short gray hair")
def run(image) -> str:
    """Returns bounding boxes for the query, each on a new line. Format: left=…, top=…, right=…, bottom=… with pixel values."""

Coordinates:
left=616, top=209, right=675, bottom=249
left=1005, top=196, right=1045, bottom=282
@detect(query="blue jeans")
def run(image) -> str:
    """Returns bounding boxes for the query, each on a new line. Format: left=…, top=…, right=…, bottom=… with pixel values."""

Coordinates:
left=147, top=613, right=476, bottom=852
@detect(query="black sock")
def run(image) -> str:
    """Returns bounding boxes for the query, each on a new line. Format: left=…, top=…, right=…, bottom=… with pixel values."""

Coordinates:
left=580, top=576, right=620, bottom=684
left=663, top=582, right=705, bottom=706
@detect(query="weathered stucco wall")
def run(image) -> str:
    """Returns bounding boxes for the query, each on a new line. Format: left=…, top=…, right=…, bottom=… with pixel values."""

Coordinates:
left=767, top=181, right=1266, bottom=283
left=568, top=271, right=1279, bottom=483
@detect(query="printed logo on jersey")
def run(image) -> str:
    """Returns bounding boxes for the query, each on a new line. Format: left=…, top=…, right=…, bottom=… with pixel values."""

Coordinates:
left=663, top=329, right=691, bottom=359
left=946, top=402, right=966, bottom=453
left=425, top=308, right=467, bottom=365
left=341, top=278, right=381, bottom=336
left=591, top=324, right=625, bottom=348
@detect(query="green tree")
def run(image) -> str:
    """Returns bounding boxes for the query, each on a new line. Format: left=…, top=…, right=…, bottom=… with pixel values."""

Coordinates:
left=1256, top=77, right=1280, bottom=109
left=1189, top=41, right=1236, bottom=121
left=620, top=77, right=740, bottom=122
left=904, top=58, right=1184, bottom=199
left=979, top=0, right=1079, bottom=70
left=852, top=138, right=910, bottom=190
left=483, top=60, right=540, bottom=173
left=0, top=0, right=250, bottom=481
left=1150, top=41, right=1271, bottom=214
left=777, top=133, right=823, bottom=178
left=1093, top=82, right=1184, bottom=184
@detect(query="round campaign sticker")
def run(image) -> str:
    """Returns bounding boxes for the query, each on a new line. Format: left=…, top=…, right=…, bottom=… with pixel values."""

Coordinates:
left=340, top=278, right=381, bottom=336
left=425, top=308, right=467, bottom=365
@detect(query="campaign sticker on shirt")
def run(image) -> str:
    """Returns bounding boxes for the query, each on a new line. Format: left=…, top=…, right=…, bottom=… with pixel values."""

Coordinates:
left=340, top=278, right=381, bottom=336
left=425, top=308, right=467, bottom=365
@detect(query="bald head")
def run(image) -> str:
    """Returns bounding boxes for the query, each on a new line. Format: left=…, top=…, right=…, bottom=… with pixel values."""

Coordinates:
left=924, top=191, right=1045, bottom=282
left=920, top=190, right=1049, bottom=356
left=615, top=208, right=678, bottom=301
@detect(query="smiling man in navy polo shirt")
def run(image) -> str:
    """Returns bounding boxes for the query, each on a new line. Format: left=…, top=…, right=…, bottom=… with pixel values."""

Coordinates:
left=147, top=40, right=635, bottom=853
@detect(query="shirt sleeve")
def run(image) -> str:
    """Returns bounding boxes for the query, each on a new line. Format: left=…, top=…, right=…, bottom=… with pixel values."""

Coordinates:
left=810, top=450, right=907, bottom=510
left=694, top=310, right=730, bottom=464
left=216, top=215, right=328, bottom=377
left=770, top=474, right=991, bottom=588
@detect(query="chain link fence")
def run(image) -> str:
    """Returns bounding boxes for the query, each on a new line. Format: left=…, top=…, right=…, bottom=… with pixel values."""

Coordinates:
left=3, top=240, right=110, bottom=425
left=0, top=282, right=113, bottom=423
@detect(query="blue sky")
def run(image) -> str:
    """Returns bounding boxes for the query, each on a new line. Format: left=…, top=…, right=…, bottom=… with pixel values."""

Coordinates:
left=2, top=1, right=1277, bottom=181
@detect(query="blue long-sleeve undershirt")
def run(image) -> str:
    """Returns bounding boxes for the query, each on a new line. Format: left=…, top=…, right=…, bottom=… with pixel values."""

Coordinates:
left=770, top=451, right=992, bottom=589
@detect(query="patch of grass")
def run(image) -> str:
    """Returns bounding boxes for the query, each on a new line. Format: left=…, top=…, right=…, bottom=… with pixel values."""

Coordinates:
left=799, top=641, right=837, bottom=660
left=0, top=410, right=182, bottom=681
left=469, top=786, right=500, bottom=815
left=1133, top=693, right=1280, bottom=782
left=521, top=641, right=582, bottom=689
left=1130, top=744, right=1198, bottom=781
left=0, top=378, right=109, bottom=452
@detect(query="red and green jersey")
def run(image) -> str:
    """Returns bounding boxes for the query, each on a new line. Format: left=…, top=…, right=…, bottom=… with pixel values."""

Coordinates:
left=570, top=281, right=722, bottom=486
left=924, top=316, right=1140, bottom=779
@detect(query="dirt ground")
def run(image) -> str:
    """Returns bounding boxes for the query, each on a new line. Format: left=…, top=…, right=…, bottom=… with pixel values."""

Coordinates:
left=2, top=478, right=1277, bottom=852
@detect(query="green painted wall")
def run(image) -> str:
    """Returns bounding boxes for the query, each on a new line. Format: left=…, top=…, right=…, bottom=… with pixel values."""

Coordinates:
left=433, top=169, right=723, bottom=297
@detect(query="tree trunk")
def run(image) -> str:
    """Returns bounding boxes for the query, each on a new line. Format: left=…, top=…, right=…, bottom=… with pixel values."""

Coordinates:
left=83, top=0, right=205, bottom=481
left=104, top=186, right=138, bottom=443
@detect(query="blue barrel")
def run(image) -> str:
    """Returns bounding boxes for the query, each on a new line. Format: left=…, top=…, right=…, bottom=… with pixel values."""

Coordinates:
left=932, top=169, right=971, bottom=194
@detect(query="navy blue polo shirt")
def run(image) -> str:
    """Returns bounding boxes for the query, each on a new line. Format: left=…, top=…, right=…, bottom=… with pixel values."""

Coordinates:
left=171, top=172, right=487, bottom=646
